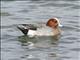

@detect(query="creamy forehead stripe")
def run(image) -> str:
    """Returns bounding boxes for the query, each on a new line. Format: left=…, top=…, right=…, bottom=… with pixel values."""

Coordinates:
left=54, top=18, right=63, bottom=27
left=54, top=18, right=60, bottom=24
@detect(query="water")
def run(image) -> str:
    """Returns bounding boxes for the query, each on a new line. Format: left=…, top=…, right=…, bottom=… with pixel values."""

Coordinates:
left=1, top=0, right=80, bottom=60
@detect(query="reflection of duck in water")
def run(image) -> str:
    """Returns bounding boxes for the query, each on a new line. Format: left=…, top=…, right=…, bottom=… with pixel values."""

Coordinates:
left=18, top=36, right=59, bottom=49
left=17, top=18, right=62, bottom=37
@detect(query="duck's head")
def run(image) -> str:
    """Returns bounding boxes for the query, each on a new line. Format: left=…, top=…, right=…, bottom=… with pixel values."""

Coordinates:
left=46, top=18, right=61, bottom=28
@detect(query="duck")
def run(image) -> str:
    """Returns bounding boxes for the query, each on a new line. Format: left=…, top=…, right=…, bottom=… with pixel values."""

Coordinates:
left=17, top=18, right=62, bottom=37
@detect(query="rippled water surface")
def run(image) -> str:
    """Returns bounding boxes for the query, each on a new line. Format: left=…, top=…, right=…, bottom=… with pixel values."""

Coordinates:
left=1, top=0, right=80, bottom=60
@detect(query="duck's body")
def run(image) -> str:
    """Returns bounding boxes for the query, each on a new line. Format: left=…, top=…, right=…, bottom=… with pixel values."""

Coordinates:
left=17, top=18, right=62, bottom=37
left=28, top=26, right=53, bottom=36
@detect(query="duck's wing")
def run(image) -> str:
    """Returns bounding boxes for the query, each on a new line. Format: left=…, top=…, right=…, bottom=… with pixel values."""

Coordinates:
left=17, top=24, right=37, bottom=35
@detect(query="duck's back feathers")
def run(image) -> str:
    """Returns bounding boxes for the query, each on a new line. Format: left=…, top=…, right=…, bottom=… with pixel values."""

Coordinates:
left=21, top=24, right=37, bottom=30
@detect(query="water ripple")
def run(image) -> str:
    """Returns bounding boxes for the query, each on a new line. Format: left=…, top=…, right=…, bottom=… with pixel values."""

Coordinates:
left=1, top=1, right=80, bottom=60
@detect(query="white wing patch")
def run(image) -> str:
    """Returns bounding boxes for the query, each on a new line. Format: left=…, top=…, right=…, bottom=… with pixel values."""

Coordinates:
left=27, top=30, right=36, bottom=37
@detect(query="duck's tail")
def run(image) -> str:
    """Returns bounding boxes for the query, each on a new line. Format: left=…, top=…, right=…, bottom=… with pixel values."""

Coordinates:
left=17, top=26, right=28, bottom=35
left=17, top=24, right=37, bottom=35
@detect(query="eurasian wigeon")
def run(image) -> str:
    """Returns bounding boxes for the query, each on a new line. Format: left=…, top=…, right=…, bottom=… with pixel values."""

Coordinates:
left=17, top=18, right=62, bottom=37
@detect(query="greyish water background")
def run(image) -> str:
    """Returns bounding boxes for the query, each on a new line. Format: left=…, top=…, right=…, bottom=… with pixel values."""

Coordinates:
left=1, top=0, right=80, bottom=60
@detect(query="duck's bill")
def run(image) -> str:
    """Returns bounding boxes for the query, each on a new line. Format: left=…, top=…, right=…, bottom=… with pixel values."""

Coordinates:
left=59, top=24, right=63, bottom=27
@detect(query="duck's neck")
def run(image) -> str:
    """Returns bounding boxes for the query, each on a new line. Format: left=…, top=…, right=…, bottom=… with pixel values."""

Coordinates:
left=52, top=27, right=61, bottom=35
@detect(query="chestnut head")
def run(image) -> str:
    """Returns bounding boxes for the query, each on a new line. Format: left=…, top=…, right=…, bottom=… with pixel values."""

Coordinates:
left=46, top=18, right=60, bottom=28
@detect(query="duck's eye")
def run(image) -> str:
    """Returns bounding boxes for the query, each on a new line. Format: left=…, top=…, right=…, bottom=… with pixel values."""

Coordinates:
left=54, top=21, right=57, bottom=23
